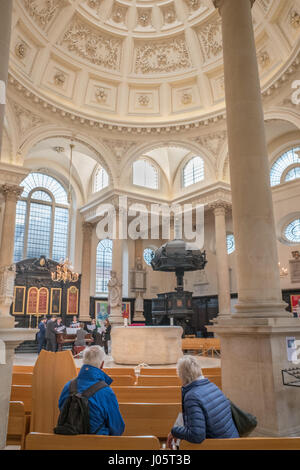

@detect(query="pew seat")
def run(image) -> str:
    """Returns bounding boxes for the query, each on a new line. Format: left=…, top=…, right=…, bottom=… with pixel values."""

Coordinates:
left=119, top=403, right=181, bottom=440
left=6, top=402, right=27, bottom=449
left=180, top=437, right=300, bottom=450
left=25, top=432, right=161, bottom=450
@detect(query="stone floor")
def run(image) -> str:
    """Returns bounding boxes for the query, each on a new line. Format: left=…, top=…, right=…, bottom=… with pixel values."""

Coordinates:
left=14, top=352, right=221, bottom=369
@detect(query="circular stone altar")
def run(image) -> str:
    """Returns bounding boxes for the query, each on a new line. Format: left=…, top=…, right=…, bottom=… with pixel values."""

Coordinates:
left=111, top=326, right=183, bottom=365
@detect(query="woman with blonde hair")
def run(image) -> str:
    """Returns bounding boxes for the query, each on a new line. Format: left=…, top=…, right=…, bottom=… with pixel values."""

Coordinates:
left=167, top=355, right=239, bottom=447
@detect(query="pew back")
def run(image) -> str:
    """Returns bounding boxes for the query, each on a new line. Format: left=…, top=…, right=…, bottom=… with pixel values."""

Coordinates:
left=25, top=432, right=161, bottom=450
left=10, top=386, right=32, bottom=414
left=136, top=375, right=181, bottom=386
left=139, top=367, right=221, bottom=376
left=113, top=386, right=181, bottom=403
left=119, top=403, right=181, bottom=439
left=180, top=437, right=300, bottom=450
left=110, top=375, right=136, bottom=386
left=12, top=372, right=33, bottom=386
left=7, top=401, right=27, bottom=449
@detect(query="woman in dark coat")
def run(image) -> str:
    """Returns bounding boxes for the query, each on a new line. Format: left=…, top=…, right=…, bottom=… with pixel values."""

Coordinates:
left=167, top=355, right=239, bottom=447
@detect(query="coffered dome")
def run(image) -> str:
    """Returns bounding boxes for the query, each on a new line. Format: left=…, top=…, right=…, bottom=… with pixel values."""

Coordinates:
left=9, top=0, right=300, bottom=127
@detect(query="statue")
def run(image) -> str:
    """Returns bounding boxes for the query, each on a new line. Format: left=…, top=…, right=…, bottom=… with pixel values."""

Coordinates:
left=108, top=270, right=122, bottom=309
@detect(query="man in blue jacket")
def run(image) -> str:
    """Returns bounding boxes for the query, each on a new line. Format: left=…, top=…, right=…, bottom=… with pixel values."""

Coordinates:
left=167, top=355, right=239, bottom=446
left=58, top=345, right=125, bottom=436
left=37, top=317, right=47, bottom=354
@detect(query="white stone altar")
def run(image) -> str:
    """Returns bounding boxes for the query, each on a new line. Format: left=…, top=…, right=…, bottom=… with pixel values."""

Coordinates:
left=111, top=326, right=183, bottom=365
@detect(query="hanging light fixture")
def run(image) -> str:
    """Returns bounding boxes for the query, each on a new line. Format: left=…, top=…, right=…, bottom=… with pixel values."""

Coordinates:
left=51, top=141, right=78, bottom=283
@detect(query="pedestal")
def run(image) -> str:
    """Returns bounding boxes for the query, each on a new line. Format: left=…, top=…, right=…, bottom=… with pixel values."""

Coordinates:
left=208, top=317, right=300, bottom=436
left=111, top=326, right=183, bottom=365
left=0, top=328, right=37, bottom=449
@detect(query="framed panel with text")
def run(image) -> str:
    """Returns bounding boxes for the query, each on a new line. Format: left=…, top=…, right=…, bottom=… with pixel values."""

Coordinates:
left=67, top=286, right=79, bottom=315
left=50, top=288, right=62, bottom=315
left=13, top=286, right=26, bottom=315
left=27, top=287, right=38, bottom=315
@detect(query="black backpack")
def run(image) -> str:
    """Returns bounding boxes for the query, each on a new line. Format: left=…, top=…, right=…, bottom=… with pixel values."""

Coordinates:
left=54, top=378, right=108, bottom=435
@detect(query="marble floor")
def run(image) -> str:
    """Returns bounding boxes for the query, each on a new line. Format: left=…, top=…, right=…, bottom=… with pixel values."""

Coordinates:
left=14, top=352, right=221, bottom=370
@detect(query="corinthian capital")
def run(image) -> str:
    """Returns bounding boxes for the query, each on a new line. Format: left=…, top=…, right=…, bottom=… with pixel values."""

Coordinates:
left=82, top=222, right=94, bottom=237
left=213, top=0, right=255, bottom=11
left=0, top=184, right=23, bottom=202
left=209, top=200, right=231, bottom=216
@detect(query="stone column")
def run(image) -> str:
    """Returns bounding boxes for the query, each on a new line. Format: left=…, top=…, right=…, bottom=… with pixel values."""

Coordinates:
left=0, top=184, right=23, bottom=327
left=208, top=0, right=300, bottom=437
left=211, top=202, right=231, bottom=316
left=79, top=222, right=93, bottom=322
left=214, top=0, right=286, bottom=318
left=0, top=0, right=13, bottom=155
left=108, top=214, right=123, bottom=325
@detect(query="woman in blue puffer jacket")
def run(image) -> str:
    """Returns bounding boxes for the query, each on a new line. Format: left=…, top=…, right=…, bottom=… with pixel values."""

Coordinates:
left=167, top=355, right=239, bottom=446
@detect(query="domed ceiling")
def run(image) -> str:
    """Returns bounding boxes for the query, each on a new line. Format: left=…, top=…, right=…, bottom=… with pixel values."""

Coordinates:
left=8, top=0, right=300, bottom=127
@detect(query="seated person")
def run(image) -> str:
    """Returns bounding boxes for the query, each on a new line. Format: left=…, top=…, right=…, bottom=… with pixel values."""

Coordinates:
left=74, top=323, right=88, bottom=347
left=58, top=346, right=125, bottom=435
left=167, top=355, right=239, bottom=446
left=70, top=316, right=80, bottom=328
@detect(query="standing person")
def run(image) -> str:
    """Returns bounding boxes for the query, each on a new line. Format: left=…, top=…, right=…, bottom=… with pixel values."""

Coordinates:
left=70, top=316, right=80, bottom=328
left=102, top=319, right=111, bottom=355
left=74, top=323, right=88, bottom=347
left=55, top=317, right=66, bottom=333
left=45, top=316, right=58, bottom=352
left=167, top=355, right=239, bottom=447
left=37, top=317, right=47, bottom=354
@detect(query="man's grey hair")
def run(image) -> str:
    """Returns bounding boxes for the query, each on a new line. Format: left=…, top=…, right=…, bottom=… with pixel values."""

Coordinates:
left=177, top=355, right=203, bottom=386
left=83, top=345, right=105, bottom=368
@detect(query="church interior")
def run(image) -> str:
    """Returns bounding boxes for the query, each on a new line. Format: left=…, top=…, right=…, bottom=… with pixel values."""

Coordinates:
left=1, top=0, right=300, bottom=451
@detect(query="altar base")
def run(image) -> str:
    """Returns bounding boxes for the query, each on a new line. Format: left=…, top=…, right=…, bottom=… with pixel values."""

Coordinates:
left=111, top=326, right=183, bottom=365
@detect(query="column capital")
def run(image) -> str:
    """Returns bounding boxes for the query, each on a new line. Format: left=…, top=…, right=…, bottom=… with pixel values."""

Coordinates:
left=82, top=221, right=94, bottom=237
left=213, top=0, right=255, bottom=12
left=209, top=201, right=231, bottom=216
left=0, top=184, right=23, bottom=202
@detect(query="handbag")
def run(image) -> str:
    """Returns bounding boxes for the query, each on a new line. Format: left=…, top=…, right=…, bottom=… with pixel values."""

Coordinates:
left=230, top=400, right=257, bottom=437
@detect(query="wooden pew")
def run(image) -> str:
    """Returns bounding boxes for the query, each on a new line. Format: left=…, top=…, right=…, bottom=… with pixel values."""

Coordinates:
left=139, top=368, right=177, bottom=376
left=25, top=432, right=161, bottom=450
left=137, top=374, right=221, bottom=389
left=136, top=375, right=181, bottom=386
left=139, top=367, right=221, bottom=376
left=13, top=365, right=34, bottom=373
left=182, top=338, right=207, bottom=354
left=10, top=386, right=32, bottom=414
left=110, top=375, right=136, bottom=386
left=205, top=338, right=221, bottom=357
left=12, top=372, right=33, bottom=386
left=120, top=403, right=181, bottom=440
left=180, top=437, right=300, bottom=450
left=104, top=368, right=136, bottom=377
left=6, top=402, right=27, bottom=450
left=113, top=386, right=181, bottom=403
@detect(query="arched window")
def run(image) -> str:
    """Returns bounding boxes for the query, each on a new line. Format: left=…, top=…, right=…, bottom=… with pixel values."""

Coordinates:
left=226, top=234, right=235, bottom=254
left=94, top=166, right=109, bottom=193
left=14, top=173, right=69, bottom=262
left=143, top=248, right=155, bottom=266
left=96, top=239, right=113, bottom=294
left=270, top=147, right=300, bottom=187
left=133, top=159, right=158, bottom=189
left=183, top=156, right=205, bottom=188
left=284, top=219, right=300, bottom=244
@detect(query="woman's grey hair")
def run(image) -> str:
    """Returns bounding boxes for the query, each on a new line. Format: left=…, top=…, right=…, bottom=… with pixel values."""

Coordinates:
left=177, top=355, right=203, bottom=386
left=83, top=345, right=105, bottom=368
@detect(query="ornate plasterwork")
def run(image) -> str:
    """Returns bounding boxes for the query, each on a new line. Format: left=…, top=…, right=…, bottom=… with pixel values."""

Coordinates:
left=111, top=3, right=128, bottom=25
left=197, top=20, right=222, bottom=62
left=193, top=130, right=227, bottom=156
left=11, top=102, right=46, bottom=135
left=257, top=0, right=272, bottom=14
left=22, top=0, right=65, bottom=29
left=137, top=8, right=152, bottom=28
left=258, top=50, right=270, bottom=69
left=15, top=41, right=28, bottom=59
left=135, top=37, right=192, bottom=74
left=103, top=139, right=137, bottom=161
left=60, top=18, right=122, bottom=71
left=290, top=11, right=300, bottom=29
